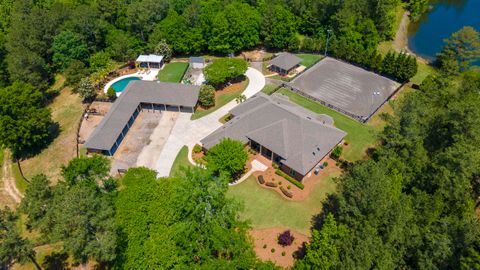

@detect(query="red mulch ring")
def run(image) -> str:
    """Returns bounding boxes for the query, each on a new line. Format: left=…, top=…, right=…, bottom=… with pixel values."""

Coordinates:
left=250, top=228, right=309, bottom=268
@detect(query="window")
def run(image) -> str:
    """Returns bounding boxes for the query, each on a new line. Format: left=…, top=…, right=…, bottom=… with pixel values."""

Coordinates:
left=289, top=169, right=296, bottom=177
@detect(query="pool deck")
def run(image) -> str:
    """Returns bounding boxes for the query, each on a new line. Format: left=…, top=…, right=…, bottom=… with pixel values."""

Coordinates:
left=104, top=69, right=160, bottom=96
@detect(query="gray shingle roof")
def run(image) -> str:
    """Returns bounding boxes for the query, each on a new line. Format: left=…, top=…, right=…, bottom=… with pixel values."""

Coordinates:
left=269, top=53, right=302, bottom=71
left=201, top=93, right=346, bottom=175
left=85, top=81, right=200, bottom=151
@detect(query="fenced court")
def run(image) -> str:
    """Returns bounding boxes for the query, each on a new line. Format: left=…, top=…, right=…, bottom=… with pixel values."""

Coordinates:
left=288, top=57, right=400, bottom=122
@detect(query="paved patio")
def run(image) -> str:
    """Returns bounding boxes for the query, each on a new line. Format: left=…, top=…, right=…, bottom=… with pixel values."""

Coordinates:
left=155, top=67, right=266, bottom=177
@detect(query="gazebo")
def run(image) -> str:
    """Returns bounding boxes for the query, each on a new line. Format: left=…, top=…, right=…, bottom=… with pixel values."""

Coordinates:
left=136, top=54, right=164, bottom=69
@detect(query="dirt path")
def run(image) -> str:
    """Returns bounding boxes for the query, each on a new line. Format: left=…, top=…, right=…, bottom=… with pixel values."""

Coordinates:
left=393, top=11, right=410, bottom=52
left=2, top=152, right=23, bottom=204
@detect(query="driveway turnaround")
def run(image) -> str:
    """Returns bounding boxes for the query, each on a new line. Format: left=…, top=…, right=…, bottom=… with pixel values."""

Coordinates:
left=155, top=67, right=266, bottom=177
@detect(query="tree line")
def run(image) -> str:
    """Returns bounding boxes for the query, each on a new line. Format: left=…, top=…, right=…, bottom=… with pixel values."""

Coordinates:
left=294, top=71, right=480, bottom=269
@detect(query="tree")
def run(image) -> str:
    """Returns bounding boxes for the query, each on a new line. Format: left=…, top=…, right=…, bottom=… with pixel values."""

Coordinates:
left=204, top=58, right=247, bottom=87
left=198, top=85, right=215, bottom=108
left=52, top=31, right=89, bottom=72
left=153, top=40, right=172, bottom=62
left=115, top=167, right=265, bottom=269
left=437, top=26, right=480, bottom=74
left=61, top=155, right=111, bottom=187
left=261, top=4, right=298, bottom=50
left=89, top=51, right=112, bottom=73
left=19, top=174, right=53, bottom=230
left=278, top=230, right=295, bottom=247
left=77, top=77, right=96, bottom=101
left=330, top=145, right=343, bottom=160
left=64, top=60, right=88, bottom=87
left=235, top=94, right=246, bottom=104
left=45, top=183, right=117, bottom=264
left=0, top=208, right=40, bottom=270
left=0, top=81, right=55, bottom=157
left=204, top=138, right=247, bottom=180
left=105, top=29, right=143, bottom=62
left=295, top=214, right=346, bottom=270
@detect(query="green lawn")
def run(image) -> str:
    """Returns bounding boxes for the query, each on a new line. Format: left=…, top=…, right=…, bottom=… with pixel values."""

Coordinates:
left=296, top=54, right=323, bottom=68
left=191, top=78, right=249, bottom=120
left=227, top=174, right=338, bottom=234
left=169, top=146, right=194, bottom=177
left=277, top=88, right=379, bottom=161
left=157, top=62, right=189, bottom=83
left=261, top=84, right=279, bottom=95
left=411, top=61, right=436, bottom=85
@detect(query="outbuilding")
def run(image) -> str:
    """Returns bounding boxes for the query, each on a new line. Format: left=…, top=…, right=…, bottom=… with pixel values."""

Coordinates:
left=268, top=53, right=302, bottom=75
left=189, top=57, right=206, bottom=69
left=136, top=54, right=164, bottom=69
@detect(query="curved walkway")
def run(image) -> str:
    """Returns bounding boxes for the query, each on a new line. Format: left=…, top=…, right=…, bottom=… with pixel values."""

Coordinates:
left=155, top=67, right=266, bottom=177
left=2, top=151, right=23, bottom=204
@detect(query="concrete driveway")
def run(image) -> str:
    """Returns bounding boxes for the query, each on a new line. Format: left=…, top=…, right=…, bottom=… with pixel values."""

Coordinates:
left=155, top=67, right=266, bottom=177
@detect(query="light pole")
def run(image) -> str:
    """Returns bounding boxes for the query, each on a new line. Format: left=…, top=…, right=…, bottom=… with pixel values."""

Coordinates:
left=324, top=29, right=333, bottom=56
left=370, top=90, right=381, bottom=119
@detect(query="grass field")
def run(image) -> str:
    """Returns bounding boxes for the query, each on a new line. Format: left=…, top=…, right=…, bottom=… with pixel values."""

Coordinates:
left=157, top=62, right=189, bottom=82
left=227, top=174, right=338, bottom=234
left=21, top=87, right=84, bottom=182
left=296, top=54, right=323, bottom=68
left=411, top=61, right=436, bottom=85
left=169, top=146, right=194, bottom=177
left=277, top=88, right=379, bottom=161
left=191, top=79, right=249, bottom=120
left=261, top=84, right=279, bottom=95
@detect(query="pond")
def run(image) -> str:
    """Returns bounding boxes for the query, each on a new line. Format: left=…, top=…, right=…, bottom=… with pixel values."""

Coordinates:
left=408, top=0, right=480, bottom=62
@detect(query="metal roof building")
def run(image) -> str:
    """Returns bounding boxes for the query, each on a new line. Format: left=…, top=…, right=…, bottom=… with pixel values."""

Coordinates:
left=201, top=93, right=346, bottom=180
left=85, top=81, right=200, bottom=155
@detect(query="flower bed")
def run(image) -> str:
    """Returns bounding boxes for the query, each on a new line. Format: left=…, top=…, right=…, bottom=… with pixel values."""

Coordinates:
left=275, top=169, right=304, bottom=190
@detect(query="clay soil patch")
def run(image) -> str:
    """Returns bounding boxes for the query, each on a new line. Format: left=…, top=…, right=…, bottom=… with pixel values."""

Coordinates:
left=250, top=228, right=309, bottom=268
left=251, top=154, right=342, bottom=201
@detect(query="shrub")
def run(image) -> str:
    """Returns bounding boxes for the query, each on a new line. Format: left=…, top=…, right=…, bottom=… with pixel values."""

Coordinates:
left=271, top=248, right=275, bottom=253
left=280, top=186, right=293, bottom=198
left=279, top=181, right=282, bottom=185
left=204, top=58, right=248, bottom=86
left=330, top=145, right=343, bottom=160
left=106, top=87, right=116, bottom=100
left=287, top=185, right=291, bottom=189
left=323, top=161, right=328, bottom=167
left=193, top=144, right=203, bottom=154
left=198, top=85, right=215, bottom=108
left=266, top=182, right=278, bottom=188
left=263, top=244, right=267, bottom=249
left=258, top=175, right=265, bottom=184
left=278, top=230, right=295, bottom=247
left=275, top=169, right=304, bottom=189
left=344, top=141, right=349, bottom=146
left=282, top=251, right=286, bottom=256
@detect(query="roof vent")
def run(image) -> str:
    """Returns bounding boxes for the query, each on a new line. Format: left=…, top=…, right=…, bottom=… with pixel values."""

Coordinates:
left=306, top=116, right=311, bottom=120
left=312, top=152, right=315, bottom=155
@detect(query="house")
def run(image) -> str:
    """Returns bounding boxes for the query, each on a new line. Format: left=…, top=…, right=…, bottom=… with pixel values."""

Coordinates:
left=85, top=81, right=200, bottom=156
left=136, top=54, right=164, bottom=69
left=269, top=53, right=302, bottom=75
left=189, top=57, right=206, bottom=69
left=201, top=93, right=346, bottom=181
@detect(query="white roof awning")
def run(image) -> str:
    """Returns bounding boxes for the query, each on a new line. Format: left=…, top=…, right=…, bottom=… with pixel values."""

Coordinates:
left=136, top=54, right=164, bottom=63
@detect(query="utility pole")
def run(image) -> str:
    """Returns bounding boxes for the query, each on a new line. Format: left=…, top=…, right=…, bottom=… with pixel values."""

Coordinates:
left=324, top=29, right=333, bottom=56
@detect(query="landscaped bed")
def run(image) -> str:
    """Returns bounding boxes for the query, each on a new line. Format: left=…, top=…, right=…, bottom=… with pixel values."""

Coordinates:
left=157, top=62, right=189, bottom=82
left=191, top=78, right=249, bottom=120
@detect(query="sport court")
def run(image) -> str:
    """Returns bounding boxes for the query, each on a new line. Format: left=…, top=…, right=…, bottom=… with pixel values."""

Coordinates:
left=288, top=57, right=400, bottom=122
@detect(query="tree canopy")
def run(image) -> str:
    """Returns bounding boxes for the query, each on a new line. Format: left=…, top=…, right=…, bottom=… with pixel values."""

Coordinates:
left=204, top=138, right=248, bottom=180
left=204, top=58, right=248, bottom=86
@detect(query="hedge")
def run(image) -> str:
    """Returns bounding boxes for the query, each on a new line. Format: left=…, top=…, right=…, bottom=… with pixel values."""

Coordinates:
left=280, top=186, right=293, bottom=198
left=275, top=169, right=304, bottom=190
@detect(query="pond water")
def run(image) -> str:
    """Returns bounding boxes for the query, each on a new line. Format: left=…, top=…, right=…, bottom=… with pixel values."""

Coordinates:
left=408, top=0, right=480, bottom=62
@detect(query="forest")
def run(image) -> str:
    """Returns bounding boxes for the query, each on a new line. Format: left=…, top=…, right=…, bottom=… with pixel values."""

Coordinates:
left=1, top=0, right=479, bottom=269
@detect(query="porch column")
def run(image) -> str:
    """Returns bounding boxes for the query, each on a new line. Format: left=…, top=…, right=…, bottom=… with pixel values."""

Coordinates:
left=164, top=104, right=166, bottom=110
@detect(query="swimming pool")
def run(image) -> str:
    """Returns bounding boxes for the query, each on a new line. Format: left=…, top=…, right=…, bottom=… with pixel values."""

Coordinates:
left=111, top=77, right=141, bottom=93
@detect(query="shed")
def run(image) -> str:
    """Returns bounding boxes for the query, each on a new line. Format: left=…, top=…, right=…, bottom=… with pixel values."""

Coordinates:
left=136, top=54, right=164, bottom=69
left=189, top=57, right=206, bottom=69
left=269, top=53, right=302, bottom=75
